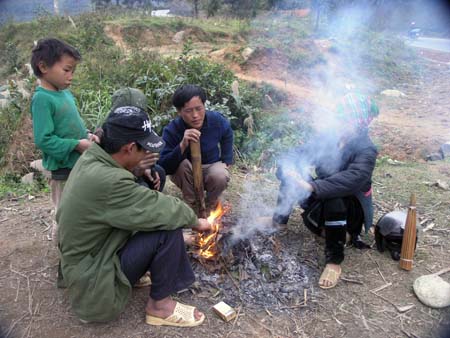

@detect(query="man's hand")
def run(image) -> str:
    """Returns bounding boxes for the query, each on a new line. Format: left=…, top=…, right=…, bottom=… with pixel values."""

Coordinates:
left=144, top=169, right=161, bottom=191
left=180, top=129, right=201, bottom=153
left=75, top=139, right=92, bottom=153
left=191, top=218, right=212, bottom=232
left=137, top=153, right=159, bottom=170
left=88, top=133, right=101, bottom=144
left=293, top=177, right=314, bottom=192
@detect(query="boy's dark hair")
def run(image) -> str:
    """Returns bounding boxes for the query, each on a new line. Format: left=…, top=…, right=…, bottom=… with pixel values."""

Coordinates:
left=30, top=38, right=81, bottom=78
left=172, top=84, right=207, bottom=110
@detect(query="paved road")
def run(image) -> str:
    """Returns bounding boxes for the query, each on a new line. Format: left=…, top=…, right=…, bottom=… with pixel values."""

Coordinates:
left=407, top=37, right=450, bottom=53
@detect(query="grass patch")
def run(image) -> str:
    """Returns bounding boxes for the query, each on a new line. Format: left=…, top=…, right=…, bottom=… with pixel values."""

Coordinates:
left=0, top=172, right=49, bottom=199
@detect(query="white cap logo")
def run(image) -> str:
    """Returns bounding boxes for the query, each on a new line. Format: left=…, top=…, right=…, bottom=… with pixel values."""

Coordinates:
left=142, top=120, right=152, bottom=132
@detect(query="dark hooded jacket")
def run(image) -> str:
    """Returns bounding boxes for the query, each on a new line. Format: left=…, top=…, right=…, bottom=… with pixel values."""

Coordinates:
left=279, top=130, right=378, bottom=231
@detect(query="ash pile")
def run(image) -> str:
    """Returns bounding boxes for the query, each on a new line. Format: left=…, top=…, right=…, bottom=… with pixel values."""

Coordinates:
left=191, top=213, right=314, bottom=307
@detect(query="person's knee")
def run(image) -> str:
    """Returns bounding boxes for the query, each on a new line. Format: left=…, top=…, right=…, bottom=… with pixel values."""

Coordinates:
left=206, top=170, right=229, bottom=191
left=323, top=198, right=347, bottom=226
left=178, top=159, right=192, bottom=171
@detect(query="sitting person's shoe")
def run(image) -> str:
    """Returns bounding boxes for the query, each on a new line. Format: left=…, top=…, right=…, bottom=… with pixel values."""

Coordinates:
left=319, top=264, right=342, bottom=289
left=146, top=301, right=205, bottom=327
left=134, top=272, right=152, bottom=288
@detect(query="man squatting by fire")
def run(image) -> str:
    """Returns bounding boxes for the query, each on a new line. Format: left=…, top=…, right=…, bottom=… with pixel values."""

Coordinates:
left=57, top=107, right=212, bottom=326
left=158, top=84, right=234, bottom=214
left=269, top=93, right=379, bottom=289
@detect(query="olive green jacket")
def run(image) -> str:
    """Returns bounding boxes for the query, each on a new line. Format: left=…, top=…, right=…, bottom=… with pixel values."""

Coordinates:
left=56, top=143, right=197, bottom=322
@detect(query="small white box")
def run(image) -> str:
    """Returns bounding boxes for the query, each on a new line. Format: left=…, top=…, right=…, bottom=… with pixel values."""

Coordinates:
left=213, top=301, right=237, bottom=322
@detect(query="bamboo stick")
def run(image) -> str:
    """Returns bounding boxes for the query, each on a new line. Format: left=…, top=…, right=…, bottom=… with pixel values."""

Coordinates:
left=190, top=141, right=206, bottom=218
left=399, top=193, right=417, bottom=271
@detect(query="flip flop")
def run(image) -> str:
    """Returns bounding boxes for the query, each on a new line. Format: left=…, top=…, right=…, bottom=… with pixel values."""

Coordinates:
left=145, top=302, right=205, bottom=327
left=319, top=265, right=342, bottom=289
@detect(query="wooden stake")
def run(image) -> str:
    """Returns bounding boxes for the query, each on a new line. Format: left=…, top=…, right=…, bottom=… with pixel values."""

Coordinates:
left=399, top=193, right=417, bottom=271
left=190, top=141, right=207, bottom=218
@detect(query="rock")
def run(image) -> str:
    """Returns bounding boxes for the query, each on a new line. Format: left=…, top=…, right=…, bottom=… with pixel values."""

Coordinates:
left=30, top=159, right=51, bottom=178
left=24, top=63, right=34, bottom=78
left=0, top=99, right=8, bottom=109
left=209, top=48, right=226, bottom=58
left=0, top=87, right=10, bottom=108
left=413, top=274, right=450, bottom=308
left=172, top=30, right=185, bottom=44
left=17, top=80, right=30, bottom=100
left=380, top=89, right=406, bottom=97
left=387, top=158, right=404, bottom=165
left=440, top=142, right=450, bottom=158
left=426, top=152, right=443, bottom=161
left=21, top=172, right=34, bottom=185
left=434, top=180, right=449, bottom=191
left=241, top=47, right=254, bottom=61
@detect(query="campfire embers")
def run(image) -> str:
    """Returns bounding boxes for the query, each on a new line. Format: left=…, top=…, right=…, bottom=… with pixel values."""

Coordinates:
left=192, top=230, right=313, bottom=307
left=197, top=202, right=230, bottom=260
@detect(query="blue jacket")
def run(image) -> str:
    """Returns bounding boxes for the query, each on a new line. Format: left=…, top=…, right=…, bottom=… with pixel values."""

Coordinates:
left=159, top=111, right=234, bottom=175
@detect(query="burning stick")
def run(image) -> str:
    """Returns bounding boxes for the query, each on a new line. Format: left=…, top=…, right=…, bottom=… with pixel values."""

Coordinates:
left=197, top=202, right=229, bottom=259
left=190, top=141, right=207, bottom=218
left=399, top=194, right=417, bottom=271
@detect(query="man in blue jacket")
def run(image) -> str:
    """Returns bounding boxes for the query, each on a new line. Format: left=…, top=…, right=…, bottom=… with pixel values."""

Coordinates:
left=159, top=84, right=233, bottom=213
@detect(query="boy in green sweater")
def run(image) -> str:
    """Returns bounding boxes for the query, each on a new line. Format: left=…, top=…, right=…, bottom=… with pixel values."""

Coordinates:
left=30, top=38, right=98, bottom=240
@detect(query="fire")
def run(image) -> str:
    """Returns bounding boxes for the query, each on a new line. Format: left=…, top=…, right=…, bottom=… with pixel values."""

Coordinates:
left=198, top=202, right=228, bottom=259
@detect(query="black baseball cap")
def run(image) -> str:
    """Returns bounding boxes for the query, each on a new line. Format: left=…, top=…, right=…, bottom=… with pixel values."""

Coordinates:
left=103, top=106, right=165, bottom=153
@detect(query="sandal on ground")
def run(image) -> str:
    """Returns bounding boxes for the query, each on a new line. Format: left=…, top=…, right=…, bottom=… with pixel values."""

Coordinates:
left=134, top=272, right=152, bottom=288
left=146, top=302, right=205, bottom=327
left=319, top=265, right=342, bottom=289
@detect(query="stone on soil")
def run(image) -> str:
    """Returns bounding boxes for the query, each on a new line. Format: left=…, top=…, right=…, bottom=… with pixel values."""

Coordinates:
left=241, top=47, right=254, bottom=61
left=172, top=30, right=185, bottom=44
left=21, top=172, right=34, bottom=185
left=381, top=89, right=406, bottom=97
left=413, top=274, right=450, bottom=308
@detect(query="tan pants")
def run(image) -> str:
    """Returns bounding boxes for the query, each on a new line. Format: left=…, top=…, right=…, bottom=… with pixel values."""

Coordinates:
left=170, top=160, right=230, bottom=211
left=50, top=179, right=66, bottom=241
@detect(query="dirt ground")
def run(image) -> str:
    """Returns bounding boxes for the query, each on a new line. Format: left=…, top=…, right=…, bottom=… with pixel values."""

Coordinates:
left=1, top=40, right=450, bottom=337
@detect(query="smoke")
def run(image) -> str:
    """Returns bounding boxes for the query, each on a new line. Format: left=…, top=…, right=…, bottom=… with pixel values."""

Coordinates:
left=231, top=1, right=450, bottom=241
left=230, top=178, right=279, bottom=242
left=232, top=3, right=382, bottom=241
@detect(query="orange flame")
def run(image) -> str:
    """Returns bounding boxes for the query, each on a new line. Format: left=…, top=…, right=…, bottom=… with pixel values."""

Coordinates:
left=198, top=202, right=228, bottom=259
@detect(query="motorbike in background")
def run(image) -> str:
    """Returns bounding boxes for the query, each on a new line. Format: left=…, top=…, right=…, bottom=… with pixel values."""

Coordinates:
left=408, top=22, right=421, bottom=39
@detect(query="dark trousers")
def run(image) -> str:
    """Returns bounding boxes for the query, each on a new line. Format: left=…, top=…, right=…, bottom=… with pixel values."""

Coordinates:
left=273, top=179, right=363, bottom=265
left=136, top=164, right=166, bottom=192
left=118, top=229, right=195, bottom=300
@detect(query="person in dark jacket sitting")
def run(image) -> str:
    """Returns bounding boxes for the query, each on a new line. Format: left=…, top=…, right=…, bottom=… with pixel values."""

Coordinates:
left=270, top=93, right=379, bottom=289
left=158, top=84, right=234, bottom=213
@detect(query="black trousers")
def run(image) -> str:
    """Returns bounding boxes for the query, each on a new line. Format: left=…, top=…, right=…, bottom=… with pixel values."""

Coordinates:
left=273, top=179, right=363, bottom=264
left=118, top=229, right=195, bottom=300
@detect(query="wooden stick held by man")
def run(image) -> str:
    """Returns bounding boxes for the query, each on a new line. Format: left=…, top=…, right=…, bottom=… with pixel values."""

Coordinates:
left=190, top=141, right=207, bottom=218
